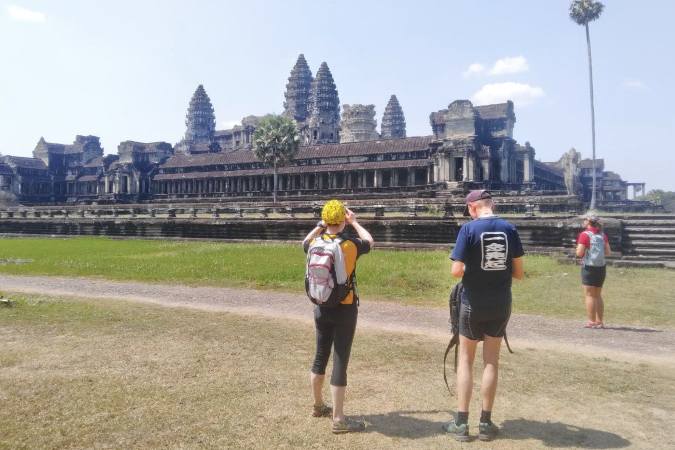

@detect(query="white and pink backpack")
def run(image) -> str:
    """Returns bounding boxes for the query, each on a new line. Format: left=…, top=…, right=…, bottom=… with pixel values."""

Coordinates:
left=305, top=236, right=351, bottom=307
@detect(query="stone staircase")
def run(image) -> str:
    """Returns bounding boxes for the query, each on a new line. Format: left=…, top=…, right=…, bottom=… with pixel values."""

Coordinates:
left=618, top=216, right=675, bottom=268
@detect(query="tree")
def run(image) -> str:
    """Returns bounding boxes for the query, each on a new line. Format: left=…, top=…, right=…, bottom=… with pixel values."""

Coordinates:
left=570, top=0, right=604, bottom=210
left=637, top=190, right=675, bottom=212
left=252, top=115, right=300, bottom=204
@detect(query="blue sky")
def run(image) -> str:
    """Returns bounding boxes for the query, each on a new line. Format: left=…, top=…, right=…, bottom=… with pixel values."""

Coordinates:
left=1, top=0, right=674, bottom=190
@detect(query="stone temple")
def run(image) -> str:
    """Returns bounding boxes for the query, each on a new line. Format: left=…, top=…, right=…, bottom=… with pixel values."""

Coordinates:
left=0, top=54, right=642, bottom=206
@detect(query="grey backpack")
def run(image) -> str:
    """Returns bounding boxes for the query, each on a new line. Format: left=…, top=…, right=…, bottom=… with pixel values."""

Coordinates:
left=305, top=235, right=351, bottom=307
left=583, top=230, right=606, bottom=267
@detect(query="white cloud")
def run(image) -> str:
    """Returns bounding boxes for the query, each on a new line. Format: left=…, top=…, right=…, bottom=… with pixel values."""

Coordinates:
left=489, top=56, right=529, bottom=76
left=462, top=63, right=485, bottom=78
left=6, top=5, right=46, bottom=23
left=623, top=79, right=647, bottom=90
left=219, top=120, right=240, bottom=129
left=472, top=82, right=544, bottom=106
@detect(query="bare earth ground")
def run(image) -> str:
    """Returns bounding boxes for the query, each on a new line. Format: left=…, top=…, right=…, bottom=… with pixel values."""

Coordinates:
left=2, top=275, right=675, bottom=449
left=1, top=274, right=673, bottom=365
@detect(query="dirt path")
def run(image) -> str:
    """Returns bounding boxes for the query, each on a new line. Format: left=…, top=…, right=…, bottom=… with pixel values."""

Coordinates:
left=2, top=274, right=674, bottom=365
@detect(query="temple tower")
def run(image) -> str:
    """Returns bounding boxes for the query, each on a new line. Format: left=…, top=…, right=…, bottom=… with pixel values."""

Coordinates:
left=283, top=54, right=313, bottom=123
left=184, top=84, right=215, bottom=143
left=340, top=104, right=379, bottom=143
left=381, top=95, right=406, bottom=139
left=306, top=62, right=340, bottom=144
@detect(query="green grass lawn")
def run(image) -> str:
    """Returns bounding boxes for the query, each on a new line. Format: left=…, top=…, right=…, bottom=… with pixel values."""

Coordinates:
left=1, top=295, right=673, bottom=449
left=0, top=237, right=674, bottom=327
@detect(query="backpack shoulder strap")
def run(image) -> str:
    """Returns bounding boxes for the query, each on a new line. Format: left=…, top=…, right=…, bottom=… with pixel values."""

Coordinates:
left=504, top=332, right=514, bottom=354
left=443, top=334, right=459, bottom=395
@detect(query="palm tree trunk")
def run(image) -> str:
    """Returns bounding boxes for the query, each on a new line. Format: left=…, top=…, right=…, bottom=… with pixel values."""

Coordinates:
left=586, top=23, right=597, bottom=210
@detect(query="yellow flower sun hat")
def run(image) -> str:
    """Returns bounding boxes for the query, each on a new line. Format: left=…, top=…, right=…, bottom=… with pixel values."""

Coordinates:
left=321, top=199, right=346, bottom=225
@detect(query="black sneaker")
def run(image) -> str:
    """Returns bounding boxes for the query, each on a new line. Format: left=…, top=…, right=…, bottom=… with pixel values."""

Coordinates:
left=442, top=419, right=470, bottom=442
left=478, top=421, right=499, bottom=441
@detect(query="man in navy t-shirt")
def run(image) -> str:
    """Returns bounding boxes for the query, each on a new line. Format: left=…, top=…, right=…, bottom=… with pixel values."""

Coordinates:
left=442, top=190, right=524, bottom=442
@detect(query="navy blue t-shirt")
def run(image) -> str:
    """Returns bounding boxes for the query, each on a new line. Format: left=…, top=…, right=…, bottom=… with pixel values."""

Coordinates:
left=450, top=216, right=524, bottom=310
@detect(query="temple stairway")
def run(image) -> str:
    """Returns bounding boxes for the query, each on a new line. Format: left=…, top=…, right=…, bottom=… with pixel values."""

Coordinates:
left=615, top=216, right=675, bottom=268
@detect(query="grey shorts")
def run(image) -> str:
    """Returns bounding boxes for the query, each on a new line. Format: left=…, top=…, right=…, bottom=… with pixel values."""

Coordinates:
left=458, top=302, right=511, bottom=340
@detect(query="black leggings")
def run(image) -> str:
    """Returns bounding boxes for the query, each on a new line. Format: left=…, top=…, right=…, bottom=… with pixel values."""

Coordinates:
left=311, top=302, right=358, bottom=387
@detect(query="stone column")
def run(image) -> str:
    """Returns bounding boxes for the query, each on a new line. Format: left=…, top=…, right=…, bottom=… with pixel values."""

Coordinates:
left=523, top=155, right=533, bottom=183
left=462, top=156, right=469, bottom=181
left=482, top=159, right=490, bottom=181
left=500, top=153, right=509, bottom=184
left=374, top=170, right=382, bottom=188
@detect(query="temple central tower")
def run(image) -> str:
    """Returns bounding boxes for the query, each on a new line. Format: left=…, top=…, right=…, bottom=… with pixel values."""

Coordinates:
left=306, top=62, right=340, bottom=144
left=283, top=54, right=313, bottom=123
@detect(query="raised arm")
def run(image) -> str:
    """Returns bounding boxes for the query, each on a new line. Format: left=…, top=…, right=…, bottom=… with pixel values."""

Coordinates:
left=302, top=220, right=326, bottom=249
left=346, top=209, right=374, bottom=248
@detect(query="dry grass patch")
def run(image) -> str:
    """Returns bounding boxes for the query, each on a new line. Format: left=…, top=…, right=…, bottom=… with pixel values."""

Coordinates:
left=1, top=295, right=674, bottom=449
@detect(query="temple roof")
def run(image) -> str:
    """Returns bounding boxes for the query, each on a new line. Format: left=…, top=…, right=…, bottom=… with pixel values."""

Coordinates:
left=83, top=156, right=104, bottom=168
left=2, top=156, right=48, bottom=170
left=603, top=171, right=623, bottom=181
left=537, top=161, right=564, bottom=176
left=160, top=136, right=434, bottom=169
left=297, top=135, right=433, bottom=159
left=475, top=102, right=514, bottom=120
left=0, top=163, right=14, bottom=176
left=36, top=136, right=102, bottom=155
left=578, top=158, right=605, bottom=170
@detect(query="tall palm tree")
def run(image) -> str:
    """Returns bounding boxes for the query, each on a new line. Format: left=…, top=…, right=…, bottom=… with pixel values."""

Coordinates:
left=252, top=115, right=300, bottom=204
left=570, top=0, right=604, bottom=210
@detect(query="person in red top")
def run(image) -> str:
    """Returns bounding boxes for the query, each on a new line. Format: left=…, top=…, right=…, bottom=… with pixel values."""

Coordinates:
left=575, top=214, right=611, bottom=328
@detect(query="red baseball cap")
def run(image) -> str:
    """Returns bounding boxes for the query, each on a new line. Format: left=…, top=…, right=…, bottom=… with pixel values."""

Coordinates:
left=463, top=190, right=492, bottom=216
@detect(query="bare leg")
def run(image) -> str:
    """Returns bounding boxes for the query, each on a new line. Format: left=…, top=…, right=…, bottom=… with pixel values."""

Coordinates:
left=310, top=372, right=325, bottom=406
left=481, top=335, right=503, bottom=412
left=457, top=336, right=479, bottom=413
left=583, top=285, right=596, bottom=323
left=331, top=385, right=346, bottom=422
left=595, top=287, right=604, bottom=325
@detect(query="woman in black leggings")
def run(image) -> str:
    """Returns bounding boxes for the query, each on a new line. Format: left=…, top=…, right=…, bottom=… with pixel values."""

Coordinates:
left=302, top=200, right=373, bottom=434
left=312, top=302, right=358, bottom=387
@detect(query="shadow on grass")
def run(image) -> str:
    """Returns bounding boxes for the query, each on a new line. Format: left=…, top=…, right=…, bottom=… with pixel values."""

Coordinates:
left=361, top=412, right=631, bottom=448
left=362, top=409, right=447, bottom=439
left=601, top=326, right=662, bottom=333
left=501, top=419, right=630, bottom=448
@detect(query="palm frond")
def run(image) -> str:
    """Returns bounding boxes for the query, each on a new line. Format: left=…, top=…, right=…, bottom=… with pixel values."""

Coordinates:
left=569, top=0, right=604, bottom=25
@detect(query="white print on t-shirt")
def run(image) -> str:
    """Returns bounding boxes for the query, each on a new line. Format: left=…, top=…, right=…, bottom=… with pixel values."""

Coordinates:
left=480, top=232, right=508, bottom=271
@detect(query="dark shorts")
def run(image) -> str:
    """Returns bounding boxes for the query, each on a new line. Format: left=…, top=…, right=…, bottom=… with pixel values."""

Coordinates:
left=581, top=265, right=606, bottom=288
left=458, top=302, right=511, bottom=340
